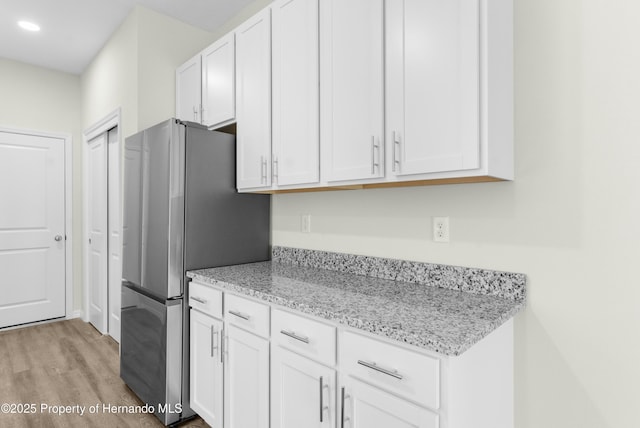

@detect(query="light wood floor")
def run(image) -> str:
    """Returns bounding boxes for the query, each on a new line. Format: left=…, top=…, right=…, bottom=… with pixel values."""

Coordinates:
left=0, top=319, right=209, bottom=428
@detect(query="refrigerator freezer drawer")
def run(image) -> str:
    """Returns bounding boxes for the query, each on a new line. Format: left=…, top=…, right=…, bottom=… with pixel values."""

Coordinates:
left=120, top=284, right=183, bottom=425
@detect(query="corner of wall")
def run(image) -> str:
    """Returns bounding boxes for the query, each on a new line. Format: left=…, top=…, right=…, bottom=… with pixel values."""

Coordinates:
left=80, top=7, right=139, bottom=138
left=210, top=0, right=274, bottom=41
left=136, top=6, right=215, bottom=130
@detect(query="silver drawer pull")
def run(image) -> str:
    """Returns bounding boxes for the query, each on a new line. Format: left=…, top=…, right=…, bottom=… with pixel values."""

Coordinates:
left=280, top=329, right=310, bottom=344
left=357, top=360, right=403, bottom=380
left=229, top=310, right=250, bottom=321
left=191, top=296, right=207, bottom=304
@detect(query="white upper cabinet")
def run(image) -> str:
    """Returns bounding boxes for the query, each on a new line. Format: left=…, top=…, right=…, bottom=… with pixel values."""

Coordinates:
left=176, top=54, right=202, bottom=123
left=236, top=7, right=272, bottom=190
left=202, top=33, right=235, bottom=128
left=386, top=0, right=513, bottom=182
left=272, top=0, right=320, bottom=187
left=179, top=0, right=513, bottom=192
left=386, top=0, right=480, bottom=177
left=320, top=0, right=384, bottom=183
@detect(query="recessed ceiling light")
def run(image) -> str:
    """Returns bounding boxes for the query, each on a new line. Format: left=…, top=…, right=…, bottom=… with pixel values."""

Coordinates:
left=18, top=21, right=40, bottom=32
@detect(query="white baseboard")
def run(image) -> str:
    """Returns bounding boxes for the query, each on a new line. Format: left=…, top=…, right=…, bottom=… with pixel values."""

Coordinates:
left=69, top=309, right=84, bottom=320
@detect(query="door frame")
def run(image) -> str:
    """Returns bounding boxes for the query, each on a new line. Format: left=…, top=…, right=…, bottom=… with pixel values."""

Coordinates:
left=0, top=125, right=74, bottom=322
left=82, top=108, right=121, bottom=331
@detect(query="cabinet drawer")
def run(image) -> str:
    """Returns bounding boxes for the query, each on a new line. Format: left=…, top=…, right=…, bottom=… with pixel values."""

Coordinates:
left=189, top=281, right=223, bottom=319
left=271, top=309, right=336, bottom=366
left=340, top=331, right=440, bottom=410
left=224, top=293, right=270, bottom=338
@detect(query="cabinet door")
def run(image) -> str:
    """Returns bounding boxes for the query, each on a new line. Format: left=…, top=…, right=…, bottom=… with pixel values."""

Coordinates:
left=224, top=325, right=269, bottom=428
left=176, top=55, right=202, bottom=123
left=386, top=0, right=480, bottom=176
left=272, top=347, right=336, bottom=428
left=320, top=0, right=384, bottom=182
left=340, top=377, right=438, bottom=428
left=202, top=33, right=235, bottom=127
left=236, top=8, right=272, bottom=190
left=272, top=0, right=320, bottom=186
left=190, top=310, right=223, bottom=427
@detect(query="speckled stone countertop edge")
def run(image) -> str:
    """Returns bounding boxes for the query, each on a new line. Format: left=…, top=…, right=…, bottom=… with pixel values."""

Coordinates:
left=187, top=270, right=524, bottom=356
left=272, top=246, right=527, bottom=303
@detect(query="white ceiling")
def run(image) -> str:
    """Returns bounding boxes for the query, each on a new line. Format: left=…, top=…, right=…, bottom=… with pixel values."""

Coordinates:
left=0, top=0, right=255, bottom=75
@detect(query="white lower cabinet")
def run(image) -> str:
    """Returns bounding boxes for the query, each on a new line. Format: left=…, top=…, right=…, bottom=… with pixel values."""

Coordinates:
left=190, top=309, right=224, bottom=427
left=189, top=282, right=514, bottom=428
left=224, top=324, right=269, bottom=428
left=271, top=346, right=336, bottom=428
left=340, top=376, right=438, bottom=428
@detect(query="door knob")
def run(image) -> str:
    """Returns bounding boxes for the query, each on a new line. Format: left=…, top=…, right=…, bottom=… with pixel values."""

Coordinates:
left=54, top=235, right=63, bottom=242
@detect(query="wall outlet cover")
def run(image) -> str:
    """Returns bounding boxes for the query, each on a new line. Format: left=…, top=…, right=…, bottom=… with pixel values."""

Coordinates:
left=433, top=217, right=450, bottom=242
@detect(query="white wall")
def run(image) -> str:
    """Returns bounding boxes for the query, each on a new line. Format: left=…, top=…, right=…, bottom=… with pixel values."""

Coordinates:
left=271, top=0, right=640, bottom=427
left=81, top=10, right=138, bottom=139
left=78, top=6, right=213, bottom=315
left=0, top=58, right=83, bottom=309
left=82, top=6, right=214, bottom=136
left=209, top=0, right=272, bottom=41
left=137, top=7, right=214, bottom=130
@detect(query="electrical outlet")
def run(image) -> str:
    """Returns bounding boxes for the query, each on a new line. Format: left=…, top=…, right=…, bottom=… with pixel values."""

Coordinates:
left=301, top=214, right=311, bottom=233
left=433, top=217, right=450, bottom=242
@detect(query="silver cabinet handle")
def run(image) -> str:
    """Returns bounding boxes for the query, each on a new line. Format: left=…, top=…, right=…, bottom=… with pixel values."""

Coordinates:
left=272, top=156, right=278, bottom=183
left=228, top=310, right=250, bottom=320
left=54, top=235, right=63, bottom=242
left=191, top=296, right=207, bottom=304
left=280, top=329, right=310, bottom=344
left=220, top=328, right=225, bottom=363
left=392, top=131, right=401, bottom=173
left=260, top=156, right=268, bottom=184
left=340, top=387, right=347, bottom=428
left=371, top=136, right=380, bottom=174
left=211, top=326, right=219, bottom=357
left=319, top=376, right=324, bottom=422
left=318, top=376, right=329, bottom=422
left=193, top=105, right=198, bottom=121
left=357, top=360, right=403, bottom=379
left=263, top=157, right=268, bottom=183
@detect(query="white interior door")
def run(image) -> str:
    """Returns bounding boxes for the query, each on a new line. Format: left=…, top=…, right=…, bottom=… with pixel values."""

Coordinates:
left=0, top=131, right=66, bottom=328
left=107, top=127, right=121, bottom=343
left=87, top=133, right=108, bottom=333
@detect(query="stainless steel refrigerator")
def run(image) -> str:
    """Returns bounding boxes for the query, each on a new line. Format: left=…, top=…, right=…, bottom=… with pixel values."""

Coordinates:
left=120, top=119, right=270, bottom=425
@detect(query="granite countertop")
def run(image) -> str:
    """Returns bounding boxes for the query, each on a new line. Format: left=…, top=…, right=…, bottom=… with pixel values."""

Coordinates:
left=187, top=249, right=525, bottom=356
